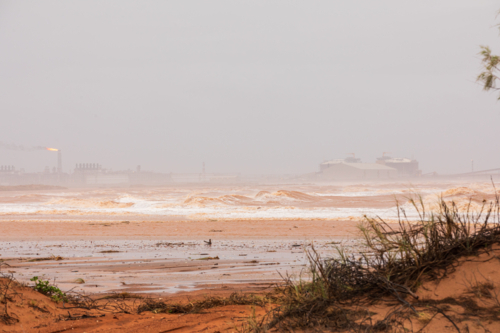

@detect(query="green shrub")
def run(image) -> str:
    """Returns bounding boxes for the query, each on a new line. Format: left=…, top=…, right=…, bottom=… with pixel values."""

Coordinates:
left=30, top=276, right=67, bottom=303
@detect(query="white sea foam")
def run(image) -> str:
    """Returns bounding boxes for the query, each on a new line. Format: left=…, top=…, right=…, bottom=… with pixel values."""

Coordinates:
left=0, top=184, right=475, bottom=220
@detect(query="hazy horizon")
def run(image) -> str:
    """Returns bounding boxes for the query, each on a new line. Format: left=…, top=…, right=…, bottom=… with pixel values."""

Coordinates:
left=1, top=1, right=499, bottom=175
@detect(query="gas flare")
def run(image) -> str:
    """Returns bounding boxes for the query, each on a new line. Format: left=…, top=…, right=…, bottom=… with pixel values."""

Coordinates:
left=46, top=148, right=59, bottom=152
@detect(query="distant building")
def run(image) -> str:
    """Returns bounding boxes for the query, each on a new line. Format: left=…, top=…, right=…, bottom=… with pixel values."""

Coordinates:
left=320, top=162, right=397, bottom=180
left=376, top=156, right=420, bottom=176
left=319, top=156, right=361, bottom=171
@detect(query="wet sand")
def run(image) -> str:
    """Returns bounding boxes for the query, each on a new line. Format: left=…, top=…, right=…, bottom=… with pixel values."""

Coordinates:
left=0, top=219, right=360, bottom=241
left=0, top=219, right=362, bottom=295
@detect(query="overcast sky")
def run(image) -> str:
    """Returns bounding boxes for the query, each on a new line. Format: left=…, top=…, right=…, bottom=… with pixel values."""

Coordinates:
left=1, top=1, right=499, bottom=175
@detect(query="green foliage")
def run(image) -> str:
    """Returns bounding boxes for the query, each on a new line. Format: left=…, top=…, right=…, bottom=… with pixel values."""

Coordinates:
left=478, top=46, right=500, bottom=99
left=30, top=276, right=67, bottom=303
left=478, top=11, right=500, bottom=99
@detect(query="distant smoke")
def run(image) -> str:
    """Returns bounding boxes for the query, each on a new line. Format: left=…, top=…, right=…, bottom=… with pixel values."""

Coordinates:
left=0, top=142, right=46, bottom=152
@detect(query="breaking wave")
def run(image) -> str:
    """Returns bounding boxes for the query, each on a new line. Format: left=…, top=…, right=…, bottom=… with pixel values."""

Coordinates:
left=259, top=190, right=318, bottom=201
left=180, top=190, right=324, bottom=207
left=440, top=187, right=482, bottom=197
left=406, top=186, right=498, bottom=214
left=182, top=194, right=253, bottom=206
left=4, top=184, right=497, bottom=221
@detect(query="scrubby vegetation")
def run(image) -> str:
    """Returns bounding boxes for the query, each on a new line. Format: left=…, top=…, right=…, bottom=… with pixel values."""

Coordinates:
left=0, top=270, right=20, bottom=325
left=244, top=194, right=500, bottom=332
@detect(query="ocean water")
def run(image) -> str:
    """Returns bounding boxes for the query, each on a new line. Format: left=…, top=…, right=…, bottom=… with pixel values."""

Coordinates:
left=0, top=181, right=497, bottom=221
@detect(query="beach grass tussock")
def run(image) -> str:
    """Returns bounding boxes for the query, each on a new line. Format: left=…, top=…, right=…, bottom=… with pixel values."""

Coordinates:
left=245, top=193, right=500, bottom=332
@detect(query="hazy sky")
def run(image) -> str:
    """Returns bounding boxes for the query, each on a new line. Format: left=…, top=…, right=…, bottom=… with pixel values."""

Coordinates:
left=1, top=1, right=499, bottom=175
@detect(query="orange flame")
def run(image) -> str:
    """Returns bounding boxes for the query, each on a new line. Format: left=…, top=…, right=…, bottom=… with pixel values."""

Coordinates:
left=46, top=148, right=59, bottom=152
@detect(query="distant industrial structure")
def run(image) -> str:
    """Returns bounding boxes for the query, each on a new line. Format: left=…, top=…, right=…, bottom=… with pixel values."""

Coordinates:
left=0, top=164, right=66, bottom=185
left=319, top=154, right=361, bottom=171
left=0, top=148, right=243, bottom=187
left=318, top=154, right=420, bottom=180
left=75, top=163, right=173, bottom=186
left=376, top=153, right=420, bottom=177
left=0, top=162, right=245, bottom=187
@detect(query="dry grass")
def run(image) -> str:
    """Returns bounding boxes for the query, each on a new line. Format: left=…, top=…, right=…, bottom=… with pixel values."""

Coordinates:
left=99, top=292, right=143, bottom=300
left=27, top=255, right=63, bottom=262
left=416, top=311, right=432, bottom=324
left=196, top=256, right=219, bottom=260
left=242, top=193, right=500, bottom=332
left=137, top=293, right=272, bottom=315
left=0, top=273, right=19, bottom=325
left=235, top=307, right=268, bottom=333
left=73, top=278, right=85, bottom=284
left=463, top=272, right=496, bottom=299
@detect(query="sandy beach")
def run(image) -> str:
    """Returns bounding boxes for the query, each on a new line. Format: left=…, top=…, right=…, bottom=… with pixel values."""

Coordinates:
left=0, top=179, right=496, bottom=295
